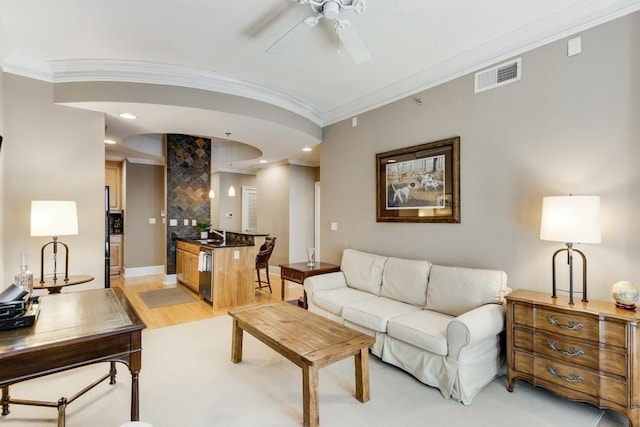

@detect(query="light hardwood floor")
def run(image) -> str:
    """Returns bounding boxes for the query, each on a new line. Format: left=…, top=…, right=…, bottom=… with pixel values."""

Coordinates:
left=111, top=271, right=304, bottom=329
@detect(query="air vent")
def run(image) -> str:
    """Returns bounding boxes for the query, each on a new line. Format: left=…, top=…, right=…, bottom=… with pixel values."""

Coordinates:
left=474, top=58, right=521, bottom=93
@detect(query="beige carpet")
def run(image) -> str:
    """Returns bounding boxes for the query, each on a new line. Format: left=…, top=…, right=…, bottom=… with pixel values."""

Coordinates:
left=138, top=286, right=197, bottom=309
left=0, top=315, right=623, bottom=427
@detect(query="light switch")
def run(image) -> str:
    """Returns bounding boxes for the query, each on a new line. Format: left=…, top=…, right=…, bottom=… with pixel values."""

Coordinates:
left=191, top=219, right=197, bottom=226
left=233, top=250, right=240, bottom=260
left=183, top=219, right=189, bottom=226
left=169, top=219, right=177, bottom=226
left=330, top=222, right=338, bottom=231
left=149, top=218, right=156, bottom=225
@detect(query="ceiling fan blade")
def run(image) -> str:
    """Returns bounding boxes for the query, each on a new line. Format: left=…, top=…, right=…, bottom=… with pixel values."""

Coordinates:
left=266, top=18, right=312, bottom=54
left=336, top=21, right=370, bottom=64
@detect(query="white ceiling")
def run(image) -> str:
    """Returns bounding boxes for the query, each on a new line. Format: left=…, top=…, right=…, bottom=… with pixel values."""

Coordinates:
left=1, top=0, right=638, bottom=168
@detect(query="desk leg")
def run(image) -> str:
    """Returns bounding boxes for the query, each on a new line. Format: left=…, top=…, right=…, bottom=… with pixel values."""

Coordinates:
left=2, top=386, right=9, bottom=415
left=354, top=347, right=370, bottom=403
left=109, top=361, right=117, bottom=385
left=302, top=364, right=319, bottom=427
left=231, top=319, right=244, bottom=363
left=281, top=277, right=286, bottom=301
left=57, top=397, right=67, bottom=427
left=130, top=371, right=140, bottom=421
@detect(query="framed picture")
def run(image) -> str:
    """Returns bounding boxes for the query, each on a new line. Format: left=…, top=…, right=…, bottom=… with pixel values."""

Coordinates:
left=376, top=137, right=460, bottom=223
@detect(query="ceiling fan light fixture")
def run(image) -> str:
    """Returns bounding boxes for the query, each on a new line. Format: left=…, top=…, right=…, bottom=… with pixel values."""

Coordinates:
left=322, top=1, right=340, bottom=20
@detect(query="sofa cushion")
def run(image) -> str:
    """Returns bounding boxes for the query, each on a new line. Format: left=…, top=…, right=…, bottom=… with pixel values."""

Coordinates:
left=380, top=257, right=431, bottom=307
left=341, top=249, right=387, bottom=296
left=387, top=309, right=452, bottom=356
left=342, top=297, right=420, bottom=333
left=312, top=287, right=376, bottom=316
left=426, top=265, right=508, bottom=317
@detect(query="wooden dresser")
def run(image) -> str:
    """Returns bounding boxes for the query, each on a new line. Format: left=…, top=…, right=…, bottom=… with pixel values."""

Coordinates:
left=506, top=289, right=640, bottom=427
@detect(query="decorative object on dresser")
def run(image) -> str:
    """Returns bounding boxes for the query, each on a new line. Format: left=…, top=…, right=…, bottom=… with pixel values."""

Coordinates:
left=611, top=280, right=638, bottom=310
left=30, top=200, right=79, bottom=284
left=506, top=289, right=640, bottom=427
left=539, top=195, right=601, bottom=304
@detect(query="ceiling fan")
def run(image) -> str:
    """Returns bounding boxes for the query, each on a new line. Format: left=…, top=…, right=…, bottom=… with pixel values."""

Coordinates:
left=267, top=0, right=371, bottom=64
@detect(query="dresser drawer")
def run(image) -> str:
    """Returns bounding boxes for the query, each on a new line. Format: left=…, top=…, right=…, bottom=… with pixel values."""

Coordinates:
left=534, top=307, right=626, bottom=348
left=282, top=269, right=304, bottom=283
left=176, top=240, right=200, bottom=255
left=514, top=352, right=627, bottom=404
left=514, top=327, right=626, bottom=377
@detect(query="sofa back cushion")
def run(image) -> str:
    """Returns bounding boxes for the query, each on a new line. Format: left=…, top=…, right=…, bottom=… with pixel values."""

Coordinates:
left=341, top=249, right=387, bottom=296
left=380, top=257, right=432, bottom=306
left=425, top=265, right=508, bottom=316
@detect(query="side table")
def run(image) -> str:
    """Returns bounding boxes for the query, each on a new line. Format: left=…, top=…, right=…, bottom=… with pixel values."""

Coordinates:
left=279, top=262, right=340, bottom=307
left=34, top=275, right=94, bottom=294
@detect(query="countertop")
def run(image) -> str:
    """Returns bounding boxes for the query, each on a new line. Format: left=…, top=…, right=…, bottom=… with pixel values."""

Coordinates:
left=175, top=237, right=253, bottom=249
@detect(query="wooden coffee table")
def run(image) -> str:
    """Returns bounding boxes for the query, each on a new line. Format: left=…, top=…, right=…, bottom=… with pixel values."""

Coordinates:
left=228, top=302, right=376, bottom=427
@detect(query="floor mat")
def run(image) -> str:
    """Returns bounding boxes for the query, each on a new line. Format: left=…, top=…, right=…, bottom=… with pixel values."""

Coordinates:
left=138, top=287, right=197, bottom=309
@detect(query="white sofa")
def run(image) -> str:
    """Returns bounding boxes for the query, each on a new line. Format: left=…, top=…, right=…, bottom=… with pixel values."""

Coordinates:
left=304, top=249, right=510, bottom=405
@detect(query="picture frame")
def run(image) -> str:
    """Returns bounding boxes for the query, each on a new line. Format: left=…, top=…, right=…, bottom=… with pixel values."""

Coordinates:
left=376, top=137, right=460, bottom=223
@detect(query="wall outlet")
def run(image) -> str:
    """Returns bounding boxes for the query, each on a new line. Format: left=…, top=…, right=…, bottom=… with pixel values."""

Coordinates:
left=233, top=250, right=240, bottom=260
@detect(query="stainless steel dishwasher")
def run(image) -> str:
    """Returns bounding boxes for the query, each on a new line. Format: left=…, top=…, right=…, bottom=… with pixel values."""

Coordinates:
left=198, top=247, right=214, bottom=302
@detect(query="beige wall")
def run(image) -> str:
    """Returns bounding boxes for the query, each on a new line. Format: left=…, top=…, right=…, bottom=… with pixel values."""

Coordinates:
left=211, top=172, right=256, bottom=231
left=0, top=69, right=5, bottom=284
left=257, top=166, right=290, bottom=266
left=289, top=165, right=317, bottom=263
left=320, top=12, right=640, bottom=302
left=124, top=161, right=165, bottom=269
left=256, top=164, right=317, bottom=266
left=2, top=73, right=106, bottom=289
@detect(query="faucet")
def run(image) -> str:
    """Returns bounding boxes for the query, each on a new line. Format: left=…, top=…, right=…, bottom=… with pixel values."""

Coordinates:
left=209, top=229, right=226, bottom=245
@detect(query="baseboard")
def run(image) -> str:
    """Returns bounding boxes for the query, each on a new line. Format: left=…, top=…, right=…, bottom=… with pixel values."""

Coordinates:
left=124, top=265, right=164, bottom=278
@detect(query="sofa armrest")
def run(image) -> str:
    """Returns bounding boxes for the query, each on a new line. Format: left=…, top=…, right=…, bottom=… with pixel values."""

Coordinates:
left=447, top=303, right=506, bottom=360
left=303, top=272, right=347, bottom=296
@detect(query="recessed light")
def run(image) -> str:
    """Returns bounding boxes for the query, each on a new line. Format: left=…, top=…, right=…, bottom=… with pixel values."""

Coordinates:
left=302, top=147, right=312, bottom=152
left=104, top=139, right=116, bottom=145
left=119, top=113, right=137, bottom=120
left=259, top=160, right=268, bottom=163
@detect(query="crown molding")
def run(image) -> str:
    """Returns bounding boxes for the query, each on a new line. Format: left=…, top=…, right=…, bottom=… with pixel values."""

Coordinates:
left=322, top=0, right=640, bottom=125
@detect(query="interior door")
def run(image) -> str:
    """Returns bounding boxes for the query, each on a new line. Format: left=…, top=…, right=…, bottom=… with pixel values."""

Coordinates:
left=241, top=186, right=257, bottom=233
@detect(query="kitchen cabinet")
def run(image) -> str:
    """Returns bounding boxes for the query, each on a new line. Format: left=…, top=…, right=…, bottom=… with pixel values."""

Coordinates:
left=109, top=234, right=123, bottom=275
left=176, top=240, right=199, bottom=293
left=105, top=160, right=122, bottom=211
left=175, top=239, right=255, bottom=308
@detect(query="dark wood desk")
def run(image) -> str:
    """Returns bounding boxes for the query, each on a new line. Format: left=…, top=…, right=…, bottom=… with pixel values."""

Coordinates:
left=34, top=274, right=95, bottom=294
left=0, top=288, right=146, bottom=426
left=279, top=262, right=341, bottom=306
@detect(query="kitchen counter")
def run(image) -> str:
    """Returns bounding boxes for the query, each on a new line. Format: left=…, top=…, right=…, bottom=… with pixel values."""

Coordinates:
left=175, top=237, right=252, bottom=249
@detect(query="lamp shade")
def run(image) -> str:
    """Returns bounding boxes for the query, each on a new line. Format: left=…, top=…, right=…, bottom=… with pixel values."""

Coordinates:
left=540, top=196, right=601, bottom=244
left=30, top=201, right=79, bottom=237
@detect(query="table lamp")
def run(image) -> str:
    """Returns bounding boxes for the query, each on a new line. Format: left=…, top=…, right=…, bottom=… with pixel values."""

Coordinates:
left=30, top=200, right=78, bottom=284
left=540, top=195, right=601, bottom=305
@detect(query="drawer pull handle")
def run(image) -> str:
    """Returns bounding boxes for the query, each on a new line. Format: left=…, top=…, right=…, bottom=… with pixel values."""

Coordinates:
left=547, top=341, right=584, bottom=357
left=546, top=316, right=583, bottom=330
left=547, top=367, right=584, bottom=383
